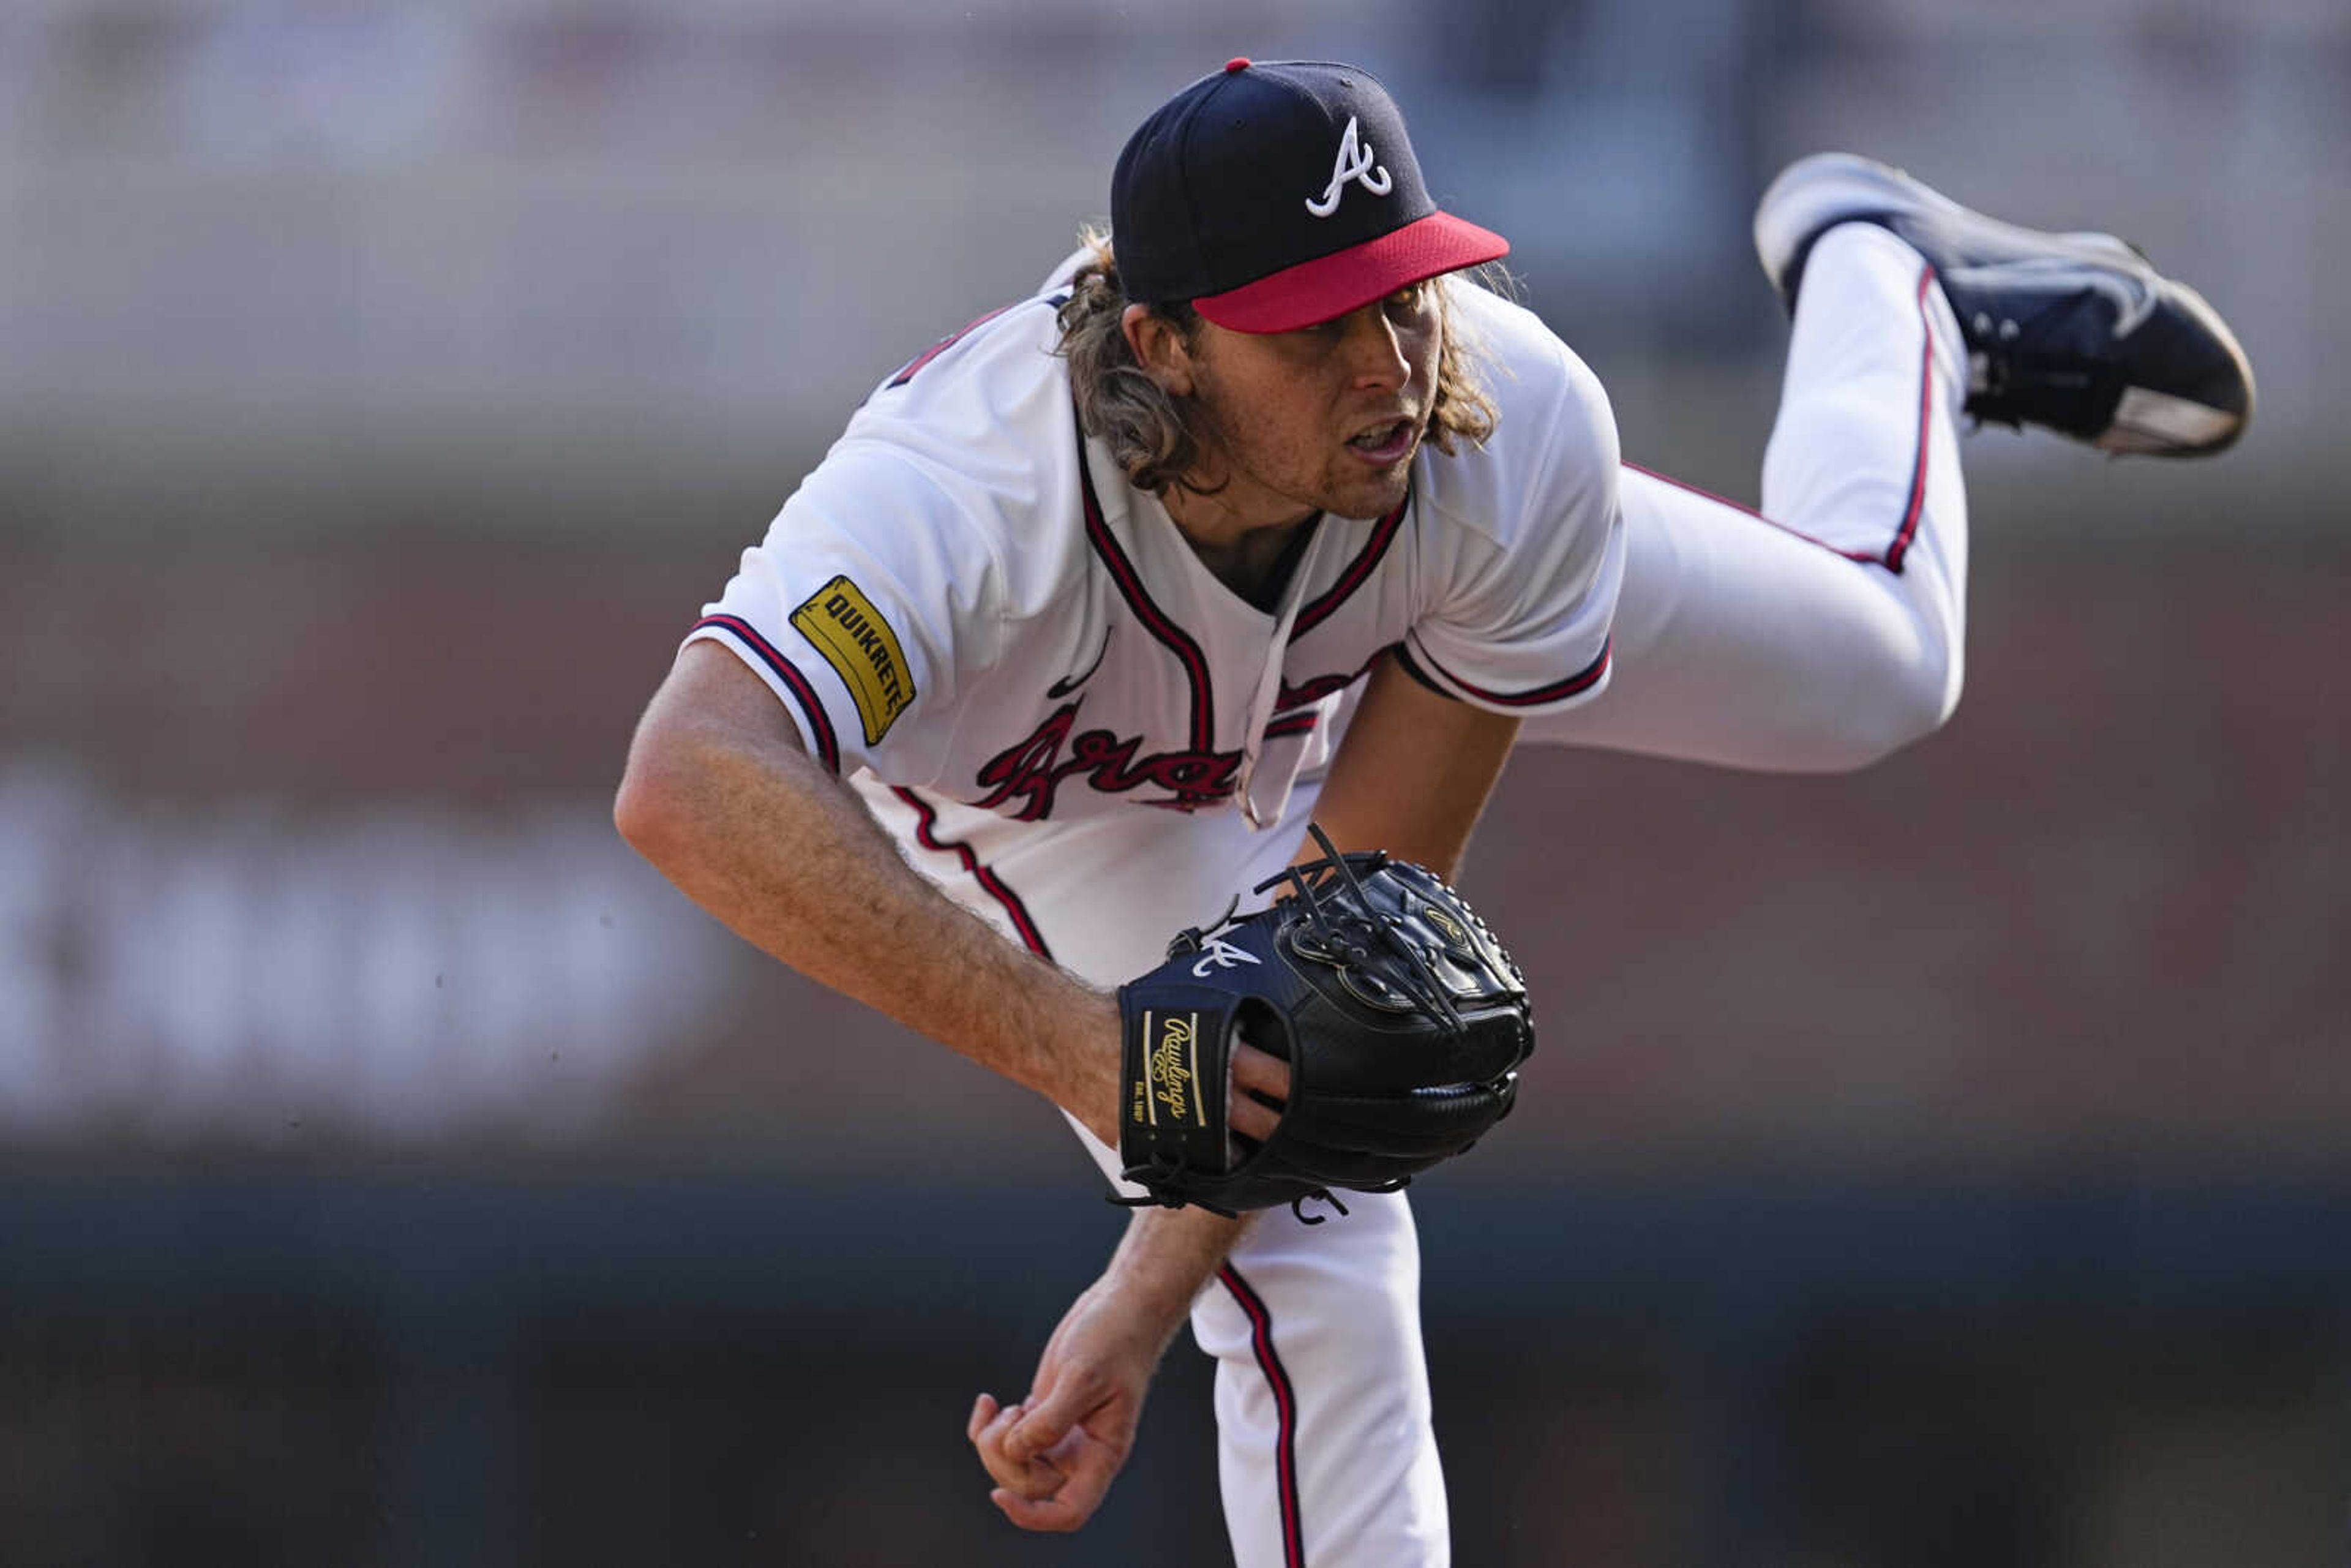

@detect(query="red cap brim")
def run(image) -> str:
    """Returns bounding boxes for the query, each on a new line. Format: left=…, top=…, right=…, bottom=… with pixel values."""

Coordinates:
left=1193, top=211, right=1510, bottom=334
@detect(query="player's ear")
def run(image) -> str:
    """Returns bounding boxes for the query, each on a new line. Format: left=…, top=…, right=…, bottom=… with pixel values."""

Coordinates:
left=1121, top=304, right=1198, bottom=397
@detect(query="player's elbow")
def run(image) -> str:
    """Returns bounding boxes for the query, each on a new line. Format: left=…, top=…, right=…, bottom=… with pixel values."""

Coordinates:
left=620, top=639, right=820, bottom=867
left=613, top=721, right=724, bottom=871
left=612, top=741, right=686, bottom=866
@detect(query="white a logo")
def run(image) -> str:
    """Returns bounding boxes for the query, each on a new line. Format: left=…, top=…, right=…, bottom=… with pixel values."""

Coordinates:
left=1305, top=116, right=1393, bottom=219
left=1190, top=936, right=1263, bottom=978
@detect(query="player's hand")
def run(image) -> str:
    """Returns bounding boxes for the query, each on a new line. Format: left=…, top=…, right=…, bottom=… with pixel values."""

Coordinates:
left=1082, top=1033, right=1288, bottom=1149
left=966, top=1278, right=1164, bottom=1532
left=967, top=1387, right=1130, bottom=1532
left=1229, top=1039, right=1290, bottom=1144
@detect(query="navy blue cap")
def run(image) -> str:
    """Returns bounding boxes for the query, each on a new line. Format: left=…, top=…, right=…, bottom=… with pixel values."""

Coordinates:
left=1110, top=58, right=1508, bottom=332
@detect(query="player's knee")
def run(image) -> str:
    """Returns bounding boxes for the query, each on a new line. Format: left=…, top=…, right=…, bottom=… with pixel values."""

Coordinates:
left=1838, top=643, right=1962, bottom=768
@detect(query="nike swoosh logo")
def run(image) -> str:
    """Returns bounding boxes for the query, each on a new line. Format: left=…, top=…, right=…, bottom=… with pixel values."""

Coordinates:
left=1942, top=255, right=2159, bottom=338
left=1047, top=625, right=1113, bottom=699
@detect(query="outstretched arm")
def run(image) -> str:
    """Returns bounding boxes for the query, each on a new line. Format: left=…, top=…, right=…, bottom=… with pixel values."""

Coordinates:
left=614, top=642, right=1290, bottom=1144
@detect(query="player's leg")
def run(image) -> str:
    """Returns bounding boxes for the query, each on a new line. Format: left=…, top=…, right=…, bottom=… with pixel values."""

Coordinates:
left=1523, top=156, right=2252, bottom=773
left=1190, top=1191, right=1447, bottom=1568
left=1522, top=219, right=1971, bottom=770
left=1752, top=152, right=2252, bottom=457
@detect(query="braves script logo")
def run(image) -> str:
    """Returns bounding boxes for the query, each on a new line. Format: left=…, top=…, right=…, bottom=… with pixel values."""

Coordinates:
left=1190, top=936, right=1262, bottom=979
left=1305, top=115, right=1392, bottom=218
left=1046, top=623, right=1112, bottom=700
left=974, top=703, right=1240, bottom=819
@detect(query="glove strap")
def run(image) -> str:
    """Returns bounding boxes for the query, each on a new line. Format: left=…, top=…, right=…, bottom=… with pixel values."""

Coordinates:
left=1115, top=984, right=1242, bottom=1196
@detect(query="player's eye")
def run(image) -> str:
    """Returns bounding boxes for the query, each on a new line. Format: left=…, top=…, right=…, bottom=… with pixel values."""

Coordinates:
left=1286, top=288, right=1426, bottom=347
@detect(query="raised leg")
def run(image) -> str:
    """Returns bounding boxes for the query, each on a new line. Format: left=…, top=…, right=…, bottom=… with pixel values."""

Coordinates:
left=1523, top=222, right=1971, bottom=772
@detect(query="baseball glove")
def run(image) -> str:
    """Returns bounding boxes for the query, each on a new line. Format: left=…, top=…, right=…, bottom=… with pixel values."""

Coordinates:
left=1114, top=827, right=1534, bottom=1220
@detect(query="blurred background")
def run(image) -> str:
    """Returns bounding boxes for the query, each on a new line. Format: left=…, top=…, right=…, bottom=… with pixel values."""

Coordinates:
left=1, top=1, right=2345, bottom=1563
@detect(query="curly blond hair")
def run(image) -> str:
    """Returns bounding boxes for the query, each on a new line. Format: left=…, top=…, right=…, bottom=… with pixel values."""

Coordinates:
left=1055, top=228, right=1501, bottom=498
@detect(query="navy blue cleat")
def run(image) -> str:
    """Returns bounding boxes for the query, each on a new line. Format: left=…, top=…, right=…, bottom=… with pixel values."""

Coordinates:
left=1753, top=152, right=2254, bottom=457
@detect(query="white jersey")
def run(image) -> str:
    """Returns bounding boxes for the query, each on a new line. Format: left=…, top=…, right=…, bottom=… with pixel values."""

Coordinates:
left=687, top=276, right=1625, bottom=928
left=681, top=222, right=1977, bottom=1566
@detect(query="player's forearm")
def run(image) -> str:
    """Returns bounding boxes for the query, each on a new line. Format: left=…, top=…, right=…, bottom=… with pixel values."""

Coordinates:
left=1307, top=654, right=1520, bottom=879
left=1099, top=1204, right=1253, bottom=1346
left=617, top=666, right=1119, bottom=1137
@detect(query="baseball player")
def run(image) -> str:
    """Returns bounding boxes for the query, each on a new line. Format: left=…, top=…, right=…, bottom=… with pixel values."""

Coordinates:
left=614, top=58, right=2251, bottom=1567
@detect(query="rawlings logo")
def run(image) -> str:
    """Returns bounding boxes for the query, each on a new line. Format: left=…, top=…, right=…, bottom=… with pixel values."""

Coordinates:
left=975, top=703, right=1240, bottom=819
left=1190, top=936, right=1262, bottom=978
left=1150, top=1013, right=1205, bottom=1126
left=1305, top=116, right=1392, bottom=219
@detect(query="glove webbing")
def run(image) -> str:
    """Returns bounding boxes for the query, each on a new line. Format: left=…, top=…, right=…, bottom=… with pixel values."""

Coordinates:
left=1254, top=825, right=1466, bottom=1035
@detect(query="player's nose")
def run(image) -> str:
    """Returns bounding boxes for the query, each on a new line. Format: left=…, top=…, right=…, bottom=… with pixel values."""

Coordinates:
left=1337, top=305, right=1412, bottom=392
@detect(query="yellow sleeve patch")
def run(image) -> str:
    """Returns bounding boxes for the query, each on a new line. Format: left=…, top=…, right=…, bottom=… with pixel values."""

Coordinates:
left=789, top=575, right=917, bottom=745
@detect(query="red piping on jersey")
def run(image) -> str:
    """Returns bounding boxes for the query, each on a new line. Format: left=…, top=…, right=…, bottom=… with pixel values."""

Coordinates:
left=1218, top=1264, right=1305, bottom=1568
left=1275, top=645, right=1391, bottom=715
left=1289, top=487, right=1411, bottom=643
left=1262, top=710, right=1321, bottom=740
left=1407, top=634, right=1613, bottom=708
left=1620, top=261, right=1941, bottom=574
left=1884, top=263, right=1940, bottom=574
left=889, top=786, right=1053, bottom=960
left=694, top=614, right=841, bottom=772
left=885, top=302, right=1019, bottom=389
left=1073, top=416, right=1218, bottom=751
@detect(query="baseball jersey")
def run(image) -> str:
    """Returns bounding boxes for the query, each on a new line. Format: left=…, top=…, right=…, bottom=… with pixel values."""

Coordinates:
left=685, top=274, right=1624, bottom=948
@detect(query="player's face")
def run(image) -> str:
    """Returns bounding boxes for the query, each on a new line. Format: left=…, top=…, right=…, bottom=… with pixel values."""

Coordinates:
left=1180, top=283, right=1443, bottom=529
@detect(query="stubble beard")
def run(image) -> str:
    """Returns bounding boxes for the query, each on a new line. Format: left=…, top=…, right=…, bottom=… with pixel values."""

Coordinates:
left=1180, top=381, right=1415, bottom=528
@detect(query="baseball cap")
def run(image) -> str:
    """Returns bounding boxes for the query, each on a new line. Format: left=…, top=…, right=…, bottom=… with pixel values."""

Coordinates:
left=1111, top=58, right=1510, bottom=334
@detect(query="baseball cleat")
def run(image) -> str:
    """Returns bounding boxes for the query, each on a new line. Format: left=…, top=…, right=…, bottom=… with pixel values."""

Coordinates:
left=1753, top=152, right=2254, bottom=457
